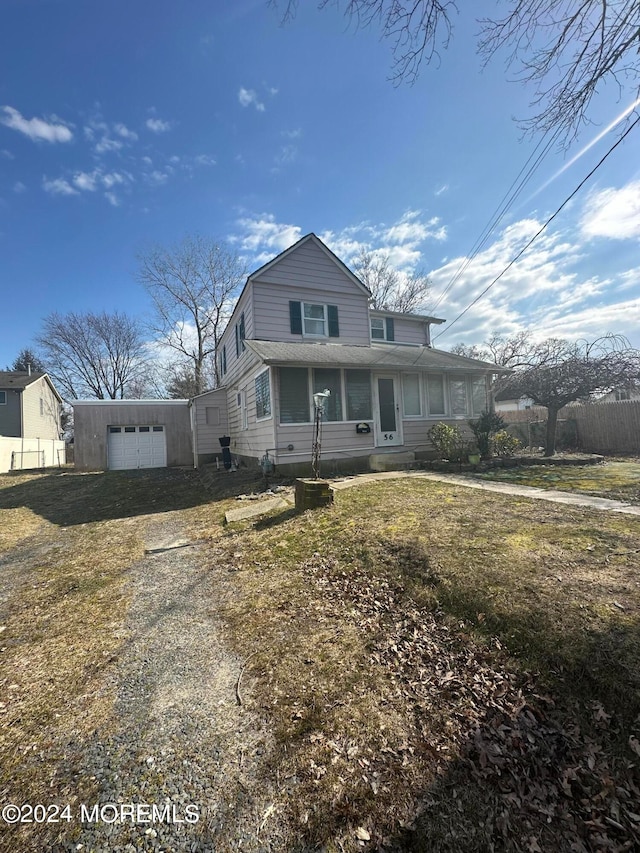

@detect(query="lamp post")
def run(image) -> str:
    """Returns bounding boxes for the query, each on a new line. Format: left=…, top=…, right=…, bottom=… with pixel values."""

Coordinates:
left=311, top=389, right=330, bottom=478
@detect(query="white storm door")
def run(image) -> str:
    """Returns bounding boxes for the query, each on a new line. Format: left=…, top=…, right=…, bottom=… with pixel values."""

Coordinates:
left=373, top=374, right=403, bottom=447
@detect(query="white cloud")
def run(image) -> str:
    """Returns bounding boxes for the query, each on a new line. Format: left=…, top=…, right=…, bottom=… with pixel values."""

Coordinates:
left=234, top=214, right=302, bottom=261
left=95, top=136, right=123, bottom=154
left=194, top=154, right=216, bottom=166
left=146, top=118, right=172, bottom=133
left=114, top=122, right=138, bottom=141
left=238, top=88, right=265, bottom=112
left=104, top=191, right=120, bottom=207
left=434, top=183, right=449, bottom=196
left=73, top=171, right=98, bottom=192
left=0, top=148, right=15, bottom=159
left=1, top=106, right=73, bottom=143
left=580, top=180, right=640, bottom=240
left=43, top=177, right=79, bottom=196
left=282, top=128, right=302, bottom=139
left=146, top=170, right=168, bottom=186
left=13, top=181, right=26, bottom=193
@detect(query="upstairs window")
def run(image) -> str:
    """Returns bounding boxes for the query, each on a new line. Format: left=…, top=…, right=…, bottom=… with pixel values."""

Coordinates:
left=235, top=312, right=246, bottom=357
left=304, top=303, right=326, bottom=336
left=370, top=317, right=394, bottom=341
left=289, top=301, right=339, bottom=337
left=0, top=390, right=7, bottom=404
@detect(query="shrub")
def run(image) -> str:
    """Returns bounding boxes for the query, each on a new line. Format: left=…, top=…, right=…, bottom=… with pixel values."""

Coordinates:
left=492, top=430, right=522, bottom=457
left=428, top=422, right=465, bottom=461
left=468, top=410, right=506, bottom=458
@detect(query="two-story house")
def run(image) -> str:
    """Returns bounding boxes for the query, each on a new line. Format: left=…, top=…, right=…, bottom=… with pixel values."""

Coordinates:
left=0, top=371, right=65, bottom=472
left=191, top=233, right=502, bottom=474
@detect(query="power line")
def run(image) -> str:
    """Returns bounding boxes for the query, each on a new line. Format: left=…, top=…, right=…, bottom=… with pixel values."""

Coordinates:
left=429, top=127, right=562, bottom=314
left=432, top=115, right=640, bottom=344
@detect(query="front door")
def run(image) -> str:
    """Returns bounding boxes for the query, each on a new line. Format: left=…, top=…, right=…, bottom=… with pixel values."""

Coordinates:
left=373, top=374, right=403, bottom=447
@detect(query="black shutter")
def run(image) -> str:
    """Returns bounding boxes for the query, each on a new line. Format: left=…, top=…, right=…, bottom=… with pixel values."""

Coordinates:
left=239, top=312, right=246, bottom=351
left=222, top=345, right=227, bottom=374
left=289, top=301, right=302, bottom=335
left=385, top=317, right=395, bottom=341
left=235, top=325, right=239, bottom=358
left=327, top=305, right=339, bottom=337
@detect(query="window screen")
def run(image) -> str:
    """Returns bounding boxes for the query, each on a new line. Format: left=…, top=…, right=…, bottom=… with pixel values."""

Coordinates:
left=279, top=367, right=310, bottom=423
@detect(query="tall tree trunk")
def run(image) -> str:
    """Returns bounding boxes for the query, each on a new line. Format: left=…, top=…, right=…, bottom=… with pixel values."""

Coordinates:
left=544, top=406, right=559, bottom=457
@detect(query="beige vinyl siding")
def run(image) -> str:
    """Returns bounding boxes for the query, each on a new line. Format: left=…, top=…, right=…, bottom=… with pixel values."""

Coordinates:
left=274, top=421, right=375, bottom=467
left=217, top=287, right=255, bottom=387
left=22, top=377, right=60, bottom=440
left=192, top=389, right=229, bottom=462
left=252, top=282, right=370, bottom=345
left=388, top=316, right=428, bottom=346
left=250, top=239, right=370, bottom=345
left=226, top=366, right=276, bottom=464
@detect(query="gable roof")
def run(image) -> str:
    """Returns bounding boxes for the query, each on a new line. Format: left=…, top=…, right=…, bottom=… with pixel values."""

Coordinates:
left=0, top=371, right=63, bottom=402
left=246, top=340, right=510, bottom=373
left=249, top=233, right=371, bottom=296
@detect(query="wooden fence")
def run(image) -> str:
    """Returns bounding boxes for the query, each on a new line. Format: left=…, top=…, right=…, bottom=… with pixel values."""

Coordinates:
left=500, top=401, right=640, bottom=454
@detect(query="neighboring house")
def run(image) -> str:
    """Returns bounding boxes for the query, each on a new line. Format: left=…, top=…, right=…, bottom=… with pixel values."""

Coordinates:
left=206, top=233, right=503, bottom=474
left=597, top=386, right=640, bottom=403
left=0, top=371, right=65, bottom=472
left=494, top=388, right=534, bottom=412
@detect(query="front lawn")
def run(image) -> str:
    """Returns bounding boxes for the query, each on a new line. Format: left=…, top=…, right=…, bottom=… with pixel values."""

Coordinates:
left=207, top=478, right=640, bottom=851
left=473, top=459, right=640, bottom=504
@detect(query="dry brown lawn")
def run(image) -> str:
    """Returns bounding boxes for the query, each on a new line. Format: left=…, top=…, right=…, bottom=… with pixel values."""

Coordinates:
left=2, top=467, right=639, bottom=852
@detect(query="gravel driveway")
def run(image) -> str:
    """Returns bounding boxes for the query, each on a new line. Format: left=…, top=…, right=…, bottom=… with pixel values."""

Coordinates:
left=56, top=512, right=286, bottom=853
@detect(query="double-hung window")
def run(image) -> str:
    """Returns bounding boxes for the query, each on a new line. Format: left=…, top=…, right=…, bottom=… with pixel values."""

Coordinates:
left=402, top=374, right=421, bottom=416
left=427, top=375, right=446, bottom=415
left=312, top=368, right=342, bottom=421
left=255, top=370, right=271, bottom=420
left=289, top=301, right=339, bottom=338
left=370, top=317, right=394, bottom=341
left=345, top=370, right=372, bottom=420
left=279, top=367, right=310, bottom=423
left=303, top=303, right=326, bottom=336
left=0, top=391, right=6, bottom=405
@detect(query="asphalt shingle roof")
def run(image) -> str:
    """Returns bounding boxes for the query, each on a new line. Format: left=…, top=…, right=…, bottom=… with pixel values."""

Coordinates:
left=0, top=371, right=46, bottom=390
left=246, top=341, right=507, bottom=372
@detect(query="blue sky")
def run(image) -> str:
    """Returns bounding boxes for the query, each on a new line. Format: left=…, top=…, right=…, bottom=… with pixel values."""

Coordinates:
left=1, top=0, right=639, bottom=372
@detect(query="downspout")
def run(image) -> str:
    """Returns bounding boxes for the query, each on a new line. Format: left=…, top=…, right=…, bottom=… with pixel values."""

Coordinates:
left=20, top=390, right=24, bottom=470
left=190, top=400, right=198, bottom=469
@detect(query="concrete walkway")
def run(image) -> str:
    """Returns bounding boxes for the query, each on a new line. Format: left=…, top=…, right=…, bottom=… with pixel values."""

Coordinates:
left=329, top=470, right=640, bottom=517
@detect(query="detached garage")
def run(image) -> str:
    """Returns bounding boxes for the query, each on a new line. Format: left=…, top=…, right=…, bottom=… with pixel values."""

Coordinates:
left=73, top=400, right=193, bottom=471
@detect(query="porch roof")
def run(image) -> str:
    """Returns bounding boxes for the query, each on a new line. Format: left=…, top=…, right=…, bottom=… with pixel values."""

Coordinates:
left=246, top=340, right=509, bottom=373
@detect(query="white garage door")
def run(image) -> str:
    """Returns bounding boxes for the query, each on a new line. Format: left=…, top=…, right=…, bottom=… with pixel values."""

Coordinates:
left=107, top=425, right=167, bottom=470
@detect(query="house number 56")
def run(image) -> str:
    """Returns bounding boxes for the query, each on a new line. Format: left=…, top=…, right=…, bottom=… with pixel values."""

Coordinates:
left=384, top=433, right=395, bottom=440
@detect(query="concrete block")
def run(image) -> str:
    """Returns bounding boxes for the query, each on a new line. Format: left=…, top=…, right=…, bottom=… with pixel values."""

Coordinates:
left=369, top=451, right=415, bottom=472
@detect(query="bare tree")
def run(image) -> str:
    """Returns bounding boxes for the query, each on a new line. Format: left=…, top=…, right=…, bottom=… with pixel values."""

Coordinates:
left=452, top=331, right=569, bottom=369
left=37, top=311, right=149, bottom=400
left=137, top=235, right=246, bottom=394
left=272, top=0, right=640, bottom=140
left=270, top=0, right=455, bottom=85
left=500, top=334, right=640, bottom=455
left=353, top=248, right=432, bottom=313
left=479, top=0, right=640, bottom=141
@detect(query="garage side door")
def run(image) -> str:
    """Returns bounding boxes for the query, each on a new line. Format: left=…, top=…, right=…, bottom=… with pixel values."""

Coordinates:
left=108, top=425, right=167, bottom=470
